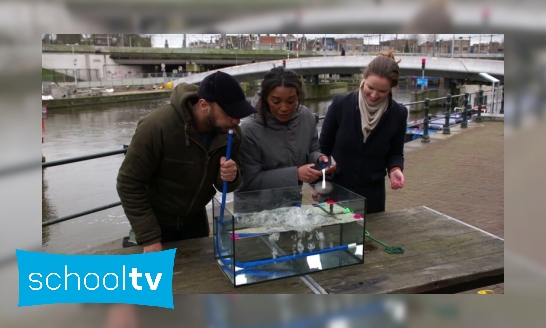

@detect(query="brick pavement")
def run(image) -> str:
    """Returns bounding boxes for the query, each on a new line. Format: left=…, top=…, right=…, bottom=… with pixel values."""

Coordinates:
left=385, top=121, right=504, bottom=293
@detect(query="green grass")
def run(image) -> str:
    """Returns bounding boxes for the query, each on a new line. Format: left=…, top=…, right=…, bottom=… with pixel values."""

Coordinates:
left=42, top=68, right=74, bottom=82
left=42, top=68, right=58, bottom=76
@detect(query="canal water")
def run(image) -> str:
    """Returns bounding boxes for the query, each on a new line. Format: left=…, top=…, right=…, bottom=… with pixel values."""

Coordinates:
left=42, top=88, right=449, bottom=253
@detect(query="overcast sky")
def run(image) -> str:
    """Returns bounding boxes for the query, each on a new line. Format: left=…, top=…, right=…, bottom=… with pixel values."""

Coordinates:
left=151, top=34, right=504, bottom=48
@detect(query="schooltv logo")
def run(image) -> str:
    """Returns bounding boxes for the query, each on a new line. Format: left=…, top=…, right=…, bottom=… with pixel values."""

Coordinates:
left=16, top=249, right=176, bottom=308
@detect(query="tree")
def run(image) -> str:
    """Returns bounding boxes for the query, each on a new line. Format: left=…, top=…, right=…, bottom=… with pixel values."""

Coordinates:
left=408, top=34, right=421, bottom=44
left=404, top=40, right=410, bottom=53
left=55, top=34, right=81, bottom=45
left=425, top=34, right=436, bottom=43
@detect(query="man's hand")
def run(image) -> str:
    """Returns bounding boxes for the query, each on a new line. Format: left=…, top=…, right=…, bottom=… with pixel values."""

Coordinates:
left=143, top=241, right=163, bottom=253
left=390, top=169, right=405, bottom=190
left=220, top=156, right=238, bottom=182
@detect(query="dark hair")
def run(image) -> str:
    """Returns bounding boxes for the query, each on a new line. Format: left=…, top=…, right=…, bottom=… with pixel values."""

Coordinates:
left=362, top=50, right=401, bottom=95
left=258, top=66, right=305, bottom=127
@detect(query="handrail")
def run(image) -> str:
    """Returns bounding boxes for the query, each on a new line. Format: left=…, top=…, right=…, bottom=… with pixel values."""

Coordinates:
left=42, top=147, right=127, bottom=168
left=314, top=91, right=482, bottom=126
left=42, top=90, right=500, bottom=227
left=42, top=146, right=128, bottom=227
left=42, top=202, right=122, bottom=227
left=400, top=91, right=479, bottom=107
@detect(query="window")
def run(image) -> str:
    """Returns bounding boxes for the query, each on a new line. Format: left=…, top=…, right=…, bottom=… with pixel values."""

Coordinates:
left=347, top=45, right=352, bottom=50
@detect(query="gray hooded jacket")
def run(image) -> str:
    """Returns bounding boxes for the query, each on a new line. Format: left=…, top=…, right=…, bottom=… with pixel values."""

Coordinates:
left=238, top=93, right=323, bottom=191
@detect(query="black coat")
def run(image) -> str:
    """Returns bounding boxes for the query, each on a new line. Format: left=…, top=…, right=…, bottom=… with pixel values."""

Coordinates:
left=319, top=91, right=407, bottom=213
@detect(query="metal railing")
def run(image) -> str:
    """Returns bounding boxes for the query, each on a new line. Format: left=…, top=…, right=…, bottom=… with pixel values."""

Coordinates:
left=42, top=89, right=503, bottom=227
left=42, top=147, right=128, bottom=227
left=42, top=72, right=190, bottom=89
left=413, top=90, right=495, bottom=143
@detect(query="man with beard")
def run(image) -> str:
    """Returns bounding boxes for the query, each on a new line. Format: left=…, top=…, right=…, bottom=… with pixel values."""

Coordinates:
left=117, top=71, right=257, bottom=253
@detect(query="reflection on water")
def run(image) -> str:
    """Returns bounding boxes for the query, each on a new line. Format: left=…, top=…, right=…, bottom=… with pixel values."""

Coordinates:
left=42, top=170, right=56, bottom=245
left=42, top=88, right=448, bottom=253
left=42, top=99, right=169, bottom=253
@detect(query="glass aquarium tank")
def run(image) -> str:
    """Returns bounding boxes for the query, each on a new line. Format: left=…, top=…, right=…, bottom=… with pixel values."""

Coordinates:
left=212, top=182, right=366, bottom=287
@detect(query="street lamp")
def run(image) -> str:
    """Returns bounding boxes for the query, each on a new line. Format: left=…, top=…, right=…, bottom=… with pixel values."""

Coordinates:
left=459, top=36, right=463, bottom=54
left=73, top=58, right=78, bottom=87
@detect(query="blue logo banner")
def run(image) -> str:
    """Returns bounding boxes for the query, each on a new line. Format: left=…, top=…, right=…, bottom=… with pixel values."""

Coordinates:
left=17, top=249, right=176, bottom=308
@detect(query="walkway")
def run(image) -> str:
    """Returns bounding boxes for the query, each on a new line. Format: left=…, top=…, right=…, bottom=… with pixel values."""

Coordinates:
left=386, top=120, right=504, bottom=293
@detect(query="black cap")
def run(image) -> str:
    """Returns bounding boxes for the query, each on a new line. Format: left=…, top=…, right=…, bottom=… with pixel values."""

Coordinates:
left=197, top=71, right=257, bottom=119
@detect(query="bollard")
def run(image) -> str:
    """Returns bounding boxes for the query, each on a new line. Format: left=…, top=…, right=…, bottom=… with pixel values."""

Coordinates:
left=421, top=98, right=430, bottom=143
left=443, top=94, right=451, bottom=134
left=476, top=89, right=484, bottom=123
left=461, top=93, right=469, bottom=128
left=314, top=113, right=319, bottom=126
left=500, top=88, right=504, bottom=114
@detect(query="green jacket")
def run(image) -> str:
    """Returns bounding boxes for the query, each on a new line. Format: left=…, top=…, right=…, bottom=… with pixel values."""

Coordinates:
left=116, top=83, right=242, bottom=245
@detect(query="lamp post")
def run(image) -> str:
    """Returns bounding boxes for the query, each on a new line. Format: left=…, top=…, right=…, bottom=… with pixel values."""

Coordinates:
left=451, top=35, right=455, bottom=58
left=443, top=94, right=451, bottom=134
left=500, top=87, right=504, bottom=114
left=476, top=88, right=483, bottom=123
left=73, top=58, right=78, bottom=88
left=461, top=93, right=469, bottom=128
left=71, top=44, right=77, bottom=87
left=422, top=98, right=430, bottom=143
left=421, top=58, right=426, bottom=91
left=459, top=36, right=463, bottom=54
left=433, top=34, right=436, bottom=57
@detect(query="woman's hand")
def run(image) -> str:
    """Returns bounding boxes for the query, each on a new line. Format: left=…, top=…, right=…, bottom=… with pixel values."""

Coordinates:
left=390, top=169, right=405, bottom=189
left=297, top=164, right=323, bottom=183
left=318, top=155, right=337, bottom=175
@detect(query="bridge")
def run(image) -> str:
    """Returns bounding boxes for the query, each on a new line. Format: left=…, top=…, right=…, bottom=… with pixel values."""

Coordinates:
left=173, top=56, right=504, bottom=87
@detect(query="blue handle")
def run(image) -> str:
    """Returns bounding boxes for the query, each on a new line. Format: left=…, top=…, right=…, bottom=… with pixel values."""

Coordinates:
left=219, top=130, right=234, bottom=225
left=225, top=130, right=233, bottom=162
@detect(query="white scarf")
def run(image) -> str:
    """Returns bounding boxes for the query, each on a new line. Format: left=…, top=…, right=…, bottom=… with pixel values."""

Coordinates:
left=358, top=80, right=389, bottom=143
